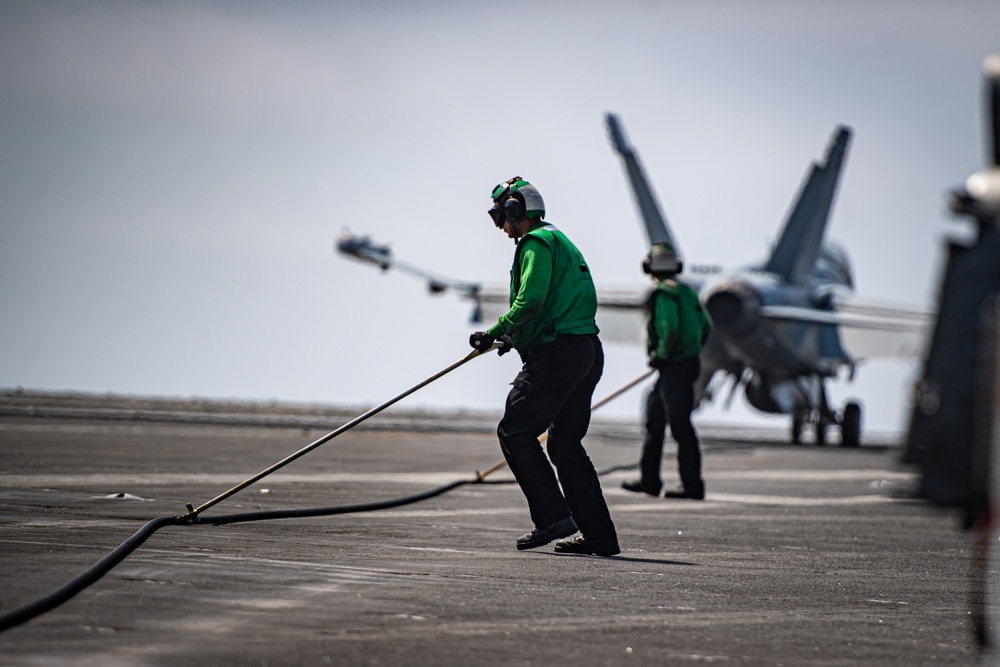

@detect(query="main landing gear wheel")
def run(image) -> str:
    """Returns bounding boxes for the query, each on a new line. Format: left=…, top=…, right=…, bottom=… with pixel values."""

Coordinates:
left=839, top=401, right=862, bottom=448
left=789, top=411, right=831, bottom=445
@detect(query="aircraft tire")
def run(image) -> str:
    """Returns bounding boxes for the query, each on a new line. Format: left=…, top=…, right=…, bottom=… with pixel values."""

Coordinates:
left=840, top=401, right=862, bottom=448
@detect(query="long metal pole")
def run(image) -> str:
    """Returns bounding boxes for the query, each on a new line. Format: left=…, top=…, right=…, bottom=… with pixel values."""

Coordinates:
left=179, top=346, right=497, bottom=521
left=591, top=369, right=656, bottom=411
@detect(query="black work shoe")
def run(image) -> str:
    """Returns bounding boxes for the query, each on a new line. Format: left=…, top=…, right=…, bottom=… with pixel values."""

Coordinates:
left=664, top=486, right=705, bottom=500
left=553, top=534, right=621, bottom=557
left=516, top=516, right=578, bottom=550
left=621, top=479, right=661, bottom=496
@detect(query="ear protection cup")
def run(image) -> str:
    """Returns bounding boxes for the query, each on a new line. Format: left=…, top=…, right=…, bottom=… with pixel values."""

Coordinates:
left=503, top=196, right=525, bottom=224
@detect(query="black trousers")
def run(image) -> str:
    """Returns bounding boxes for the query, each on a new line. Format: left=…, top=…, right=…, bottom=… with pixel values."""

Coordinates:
left=640, top=355, right=704, bottom=495
left=497, top=334, right=617, bottom=541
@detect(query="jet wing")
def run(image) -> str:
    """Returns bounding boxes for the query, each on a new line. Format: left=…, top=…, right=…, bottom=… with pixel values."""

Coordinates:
left=337, top=231, right=480, bottom=298
left=338, top=228, right=654, bottom=337
left=338, top=231, right=651, bottom=337
left=759, top=301, right=933, bottom=359
left=593, top=290, right=646, bottom=345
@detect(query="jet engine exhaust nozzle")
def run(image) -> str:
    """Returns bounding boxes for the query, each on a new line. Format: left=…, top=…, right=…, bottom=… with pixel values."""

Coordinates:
left=705, top=283, right=762, bottom=334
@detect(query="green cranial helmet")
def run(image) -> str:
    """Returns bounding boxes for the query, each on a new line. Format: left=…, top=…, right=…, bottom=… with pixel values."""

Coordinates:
left=643, top=242, right=683, bottom=276
left=488, top=176, right=546, bottom=227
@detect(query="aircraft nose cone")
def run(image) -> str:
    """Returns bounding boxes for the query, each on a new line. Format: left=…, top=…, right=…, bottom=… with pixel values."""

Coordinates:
left=705, top=283, right=761, bottom=333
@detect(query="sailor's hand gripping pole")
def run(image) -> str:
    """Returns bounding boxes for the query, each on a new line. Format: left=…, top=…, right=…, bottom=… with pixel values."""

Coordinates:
left=178, top=343, right=504, bottom=522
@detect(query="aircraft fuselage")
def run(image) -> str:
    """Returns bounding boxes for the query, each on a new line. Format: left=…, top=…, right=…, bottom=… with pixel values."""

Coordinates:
left=699, top=246, right=854, bottom=416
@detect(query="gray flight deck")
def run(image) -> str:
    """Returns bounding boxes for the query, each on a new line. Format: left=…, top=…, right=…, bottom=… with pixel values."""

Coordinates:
left=0, top=393, right=989, bottom=665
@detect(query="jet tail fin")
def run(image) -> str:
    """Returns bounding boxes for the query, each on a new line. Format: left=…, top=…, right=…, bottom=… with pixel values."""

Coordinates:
left=605, top=113, right=681, bottom=254
left=764, top=126, right=852, bottom=284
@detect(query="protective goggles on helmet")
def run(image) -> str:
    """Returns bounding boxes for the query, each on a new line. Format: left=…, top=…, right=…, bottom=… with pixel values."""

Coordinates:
left=487, top=197, right=507, bottom=228
left=487, top=177, right=519, bottom=228
left=488, top=195, right=527, bottom=229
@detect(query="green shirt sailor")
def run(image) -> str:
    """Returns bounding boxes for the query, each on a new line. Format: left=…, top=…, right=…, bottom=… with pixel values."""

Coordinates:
left=487, top=221, right=599, bottom=354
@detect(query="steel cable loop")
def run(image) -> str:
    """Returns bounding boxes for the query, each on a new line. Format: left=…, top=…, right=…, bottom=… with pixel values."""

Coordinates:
left=0, top=369, right=652, bottom=634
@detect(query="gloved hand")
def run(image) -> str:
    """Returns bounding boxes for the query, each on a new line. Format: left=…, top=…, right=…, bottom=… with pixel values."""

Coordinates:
left=496, top=335, right=513, bottom=356
left=469, top=331, right=495, bottom=353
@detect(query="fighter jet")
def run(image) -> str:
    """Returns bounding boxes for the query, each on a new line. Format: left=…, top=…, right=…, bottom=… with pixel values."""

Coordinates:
left=608, top=114, right=931, bottom=446
left=336, top=119, right=930, bottom=446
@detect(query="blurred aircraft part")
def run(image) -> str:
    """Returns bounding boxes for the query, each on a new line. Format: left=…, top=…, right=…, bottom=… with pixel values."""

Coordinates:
left=949, top=53, right=1000, bottom=224
left=903, top=244, right=1000, bottom=505
left=904, top=50, right=1000, bottom=509
left=336, top=231, right=392, bottom=270
left=901, top=52, right=1000, bottom=651
left=820, top=299, right=934, bottom=360
left=991, top=318, right=999, bottom=652
left=982, top=299, right=999, bottom=651
left=337, top=230, right=480, bottom=299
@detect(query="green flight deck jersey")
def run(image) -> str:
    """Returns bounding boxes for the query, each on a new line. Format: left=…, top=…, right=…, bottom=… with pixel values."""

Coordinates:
left=486, top=221, right=599, bottom=354
left=646, top=278, right=712, bottom=363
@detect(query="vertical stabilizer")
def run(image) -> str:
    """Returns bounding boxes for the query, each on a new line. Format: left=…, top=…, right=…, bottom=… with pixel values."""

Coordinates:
left=764, top=126, right=852, bottom=284
left=605, top=113, right=681, bottom=254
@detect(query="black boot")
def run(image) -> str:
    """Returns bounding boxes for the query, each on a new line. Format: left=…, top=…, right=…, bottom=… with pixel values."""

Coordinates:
left=663, top=485, right=704, bottom=500
left=553, top=534, right=621, bottom=556
left=516, top=516, right=578, bottom=550
left=621, top=479, right=661, bottom=496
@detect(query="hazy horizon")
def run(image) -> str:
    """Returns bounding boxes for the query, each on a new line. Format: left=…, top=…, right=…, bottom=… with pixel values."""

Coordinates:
left=3, top=1, right=999, bottom=436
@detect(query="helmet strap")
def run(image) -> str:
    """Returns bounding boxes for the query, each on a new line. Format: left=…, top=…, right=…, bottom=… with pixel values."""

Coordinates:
left=511, top=217, right=523, bottom=244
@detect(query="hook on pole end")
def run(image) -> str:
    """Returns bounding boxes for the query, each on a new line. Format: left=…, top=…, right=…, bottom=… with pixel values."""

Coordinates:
left=176, top=504, right=201, bottom=523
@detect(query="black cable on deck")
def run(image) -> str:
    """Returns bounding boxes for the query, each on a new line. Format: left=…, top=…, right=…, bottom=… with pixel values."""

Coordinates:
left=0, top=347, right=651, bottom=635
left=0, top=479, right=474, bottom=633
left=0, top=465, right=632, bottom=634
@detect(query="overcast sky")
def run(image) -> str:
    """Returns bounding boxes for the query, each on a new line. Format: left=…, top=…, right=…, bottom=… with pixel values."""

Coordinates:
left=2, top=1, right=998, bottom=435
